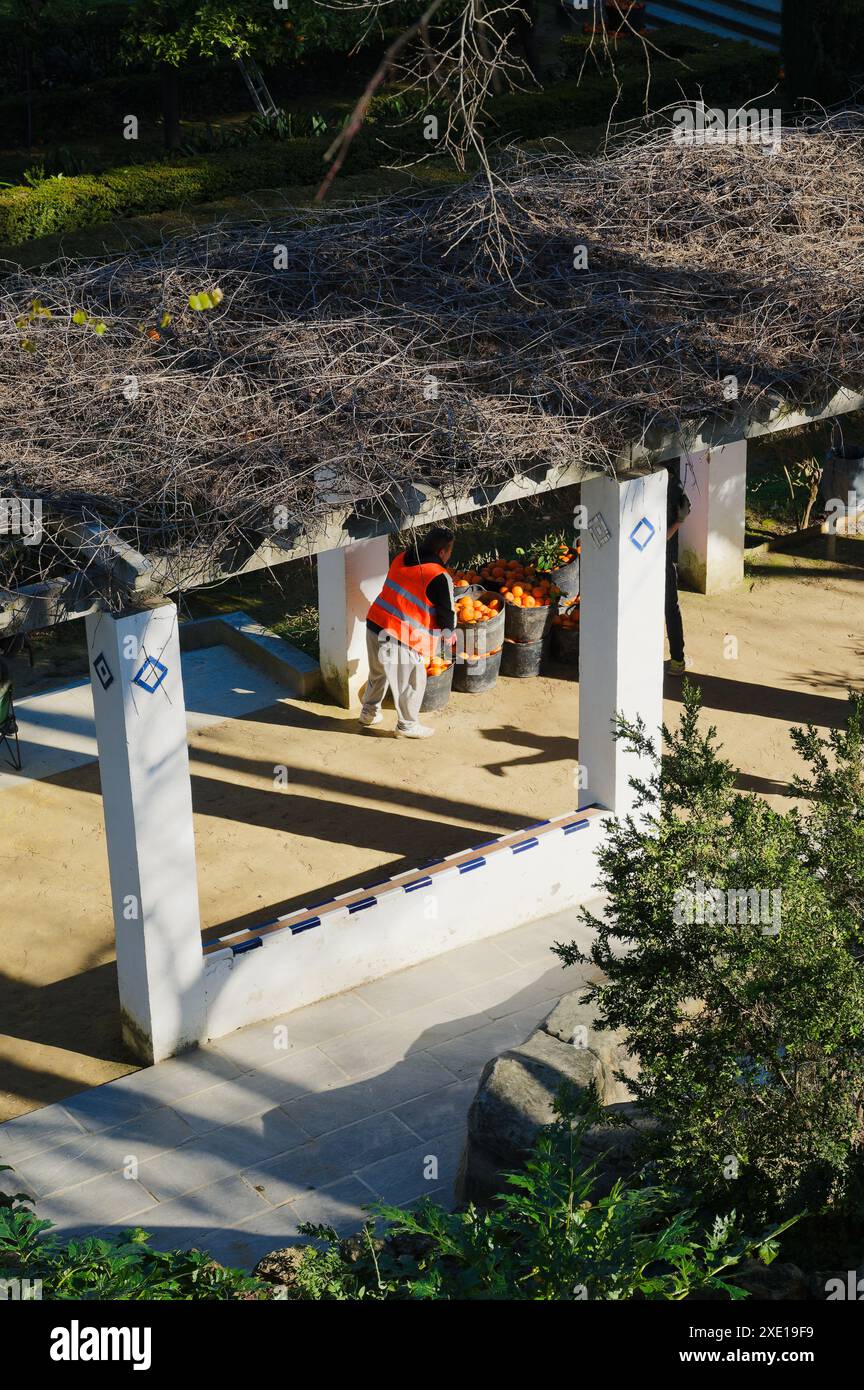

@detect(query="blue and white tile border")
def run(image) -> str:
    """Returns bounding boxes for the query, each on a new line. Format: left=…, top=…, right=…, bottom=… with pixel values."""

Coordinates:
left=201, top=806, right=608, bottom=1041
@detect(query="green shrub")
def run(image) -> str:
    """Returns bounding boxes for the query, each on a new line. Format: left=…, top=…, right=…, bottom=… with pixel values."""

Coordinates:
left=0, top=1169, right=265, bottom=1299
left=555, top=684, right=864, bottom=1226
left=496, top=30, right=779, bottom=138
left=0, top=136, right=385, bottom=246
left=284, top=1088, right=793, bottom=1300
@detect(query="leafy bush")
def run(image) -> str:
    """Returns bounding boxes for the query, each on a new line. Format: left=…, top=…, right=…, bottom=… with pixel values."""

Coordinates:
left=282, top=1089, right=792, bottom=1301
left=178, top=109, right=333, bottom=156
left=554, top=684, right=864, bottom=1225
left=0, top=135, right=386, bottom=246
left=0, top=1168, right=264, bottom=1299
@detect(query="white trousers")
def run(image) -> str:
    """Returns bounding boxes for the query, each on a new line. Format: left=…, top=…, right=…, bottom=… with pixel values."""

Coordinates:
left=361, top=627, right=426, bottom=732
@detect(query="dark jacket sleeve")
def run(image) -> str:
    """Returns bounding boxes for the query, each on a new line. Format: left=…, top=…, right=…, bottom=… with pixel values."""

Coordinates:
left=426, top=572, right=456, bottom=632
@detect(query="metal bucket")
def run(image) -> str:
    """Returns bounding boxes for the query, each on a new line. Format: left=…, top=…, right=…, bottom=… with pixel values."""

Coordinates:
left=821, top=445, right=864, bottom=533
left=549, top=555, right=580, bottom=600
left=551, top=622, right=579, bottom=665
left=456, top=590, right=505, bottom=658
left=505, top=600, right=553, bottom=643
left=500, top=636, right=545, bottom=678
left=420, top=661, right=454, bottom=713
left=452, top=645, right=502, bottom=694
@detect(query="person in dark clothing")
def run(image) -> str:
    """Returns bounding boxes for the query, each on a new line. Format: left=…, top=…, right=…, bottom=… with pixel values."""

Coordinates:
left=665, top=466, right=690, bottom=674
left=361, top=526, right=456, bottom=738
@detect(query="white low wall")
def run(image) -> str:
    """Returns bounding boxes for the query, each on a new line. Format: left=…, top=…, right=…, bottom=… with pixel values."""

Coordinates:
left=201, top=806, right=608, bottom=1042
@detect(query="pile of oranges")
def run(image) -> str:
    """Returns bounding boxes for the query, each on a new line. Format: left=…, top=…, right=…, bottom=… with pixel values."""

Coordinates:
left=554, top=542, right=580, bottom=568
left=502, top=579, right=553, bottom=609
left=456, top=593, right=501, bottom=625
left=425, top=657, right=451, bottom=677
left=478, top=557, right=537, bottom=587
left=553, top=597, right=580, bottom=630
left=452, top=569, right=483, bottom=589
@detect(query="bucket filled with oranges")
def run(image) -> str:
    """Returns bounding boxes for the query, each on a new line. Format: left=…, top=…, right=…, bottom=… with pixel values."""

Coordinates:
left=551, top=597, right=580, bottom=664
left=421, top=654, right=454, bottom=712
left=472, top=556, right=555, bottom=643
left=452, top=589, right=504, bottom=693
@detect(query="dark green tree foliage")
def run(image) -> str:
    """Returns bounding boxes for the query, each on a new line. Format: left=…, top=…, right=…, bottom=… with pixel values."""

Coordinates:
left=554, top=684, right=864, bottom=1224
left=782, top=0, right=864, bottom=105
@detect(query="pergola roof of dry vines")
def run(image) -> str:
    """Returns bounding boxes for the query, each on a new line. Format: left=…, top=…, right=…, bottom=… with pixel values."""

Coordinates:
left=1, top=118, right=863, bottom=608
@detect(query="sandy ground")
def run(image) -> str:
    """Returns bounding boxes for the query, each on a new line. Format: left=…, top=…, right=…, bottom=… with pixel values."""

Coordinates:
left=0, top=547, right=862, bottom=1121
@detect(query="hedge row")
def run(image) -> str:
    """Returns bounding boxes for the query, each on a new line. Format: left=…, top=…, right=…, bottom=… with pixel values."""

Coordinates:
left=0, top=47, right=388, bottom=145
left=0, top=63, right=253, bottom=146
left=0, top=137, right=384, bottom=247
left=516, top=32, right=780, bottom=136
left=0, top=28, right=782, bottom=249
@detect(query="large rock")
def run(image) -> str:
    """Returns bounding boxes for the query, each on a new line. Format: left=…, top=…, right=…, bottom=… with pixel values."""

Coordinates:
left=543, top=993, right=638, bottom=1105
left=253, top=1244, right=317, bottom=1287
left=455, top=989, right=648, bottom=1205
left=729, top=1260, right=810, bottom=1301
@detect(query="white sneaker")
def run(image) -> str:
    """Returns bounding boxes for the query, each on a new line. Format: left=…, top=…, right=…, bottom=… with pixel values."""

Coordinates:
left=358, top=709, right=383, bottom=727
left=396, top=724, right=435, bottom=739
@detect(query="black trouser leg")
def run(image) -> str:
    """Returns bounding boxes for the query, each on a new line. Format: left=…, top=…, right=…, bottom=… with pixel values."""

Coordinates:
left=665, top=553, right=685, bottom=662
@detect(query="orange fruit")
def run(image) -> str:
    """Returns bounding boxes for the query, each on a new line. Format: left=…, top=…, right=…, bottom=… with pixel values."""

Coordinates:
left=511, top=585, right=523, bottom=598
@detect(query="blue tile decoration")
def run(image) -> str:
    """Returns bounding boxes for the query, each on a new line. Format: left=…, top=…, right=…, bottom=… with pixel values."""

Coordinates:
left=403, top=876, right=433, bottom=893
left=231, top=937, right=262, bottom=955
left=629, top=516, right=655, bottom=552
left=290, top=916, right=321, bottom=935
left=132, top=656, right=169, bottom=693
left=203, top=808, right=604, bottom=958
left=458, top=857, right=486, bottom=874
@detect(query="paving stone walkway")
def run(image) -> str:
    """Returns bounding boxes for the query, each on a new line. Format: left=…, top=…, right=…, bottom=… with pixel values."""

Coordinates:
left=0, top=644, right=291, bottom=791
left=0, top=904, right=598, bottom=1272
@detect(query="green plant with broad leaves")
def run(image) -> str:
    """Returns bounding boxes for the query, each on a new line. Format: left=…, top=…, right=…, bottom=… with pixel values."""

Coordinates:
left=0, top=1167, right=265, bottom=1299
left=284, top=1088, right=794, bottom=1301
left=554, top=683, right=864, bottom=1226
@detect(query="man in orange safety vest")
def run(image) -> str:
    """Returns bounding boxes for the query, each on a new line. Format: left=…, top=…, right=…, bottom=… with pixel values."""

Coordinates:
left=361, top=527, right=456, bottom=738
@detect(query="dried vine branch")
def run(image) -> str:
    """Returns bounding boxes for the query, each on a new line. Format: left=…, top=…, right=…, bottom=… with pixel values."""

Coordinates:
left=1, top=116, right=863, bottom=608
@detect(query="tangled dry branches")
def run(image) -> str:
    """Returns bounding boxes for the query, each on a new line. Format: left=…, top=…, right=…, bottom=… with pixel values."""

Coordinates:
left=1, top=116, right=863, bottom=601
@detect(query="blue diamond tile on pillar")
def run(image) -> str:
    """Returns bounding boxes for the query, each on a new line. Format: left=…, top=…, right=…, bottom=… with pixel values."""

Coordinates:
left=132, top=656, right=169, bottom=693
left=629, top=516, right=656, bottom=552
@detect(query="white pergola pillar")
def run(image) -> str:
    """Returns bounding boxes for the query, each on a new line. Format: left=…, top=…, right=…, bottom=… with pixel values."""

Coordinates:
left=85, top=599, right=204, bottom=1063
left=677, top=441, right=747, bottom=594
left=317, top=537, right=390, bottom=708
left=578, top=469, right=667, bottom=821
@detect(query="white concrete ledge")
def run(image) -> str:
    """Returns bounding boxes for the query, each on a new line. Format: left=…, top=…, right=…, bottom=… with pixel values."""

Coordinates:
left=201, top=806, right=608, bottom=1041
left=179, top=610, right=320, bottom=699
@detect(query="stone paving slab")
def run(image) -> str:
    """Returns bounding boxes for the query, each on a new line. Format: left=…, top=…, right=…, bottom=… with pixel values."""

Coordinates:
left=0, top=903, right=601, bottom=1271
left=0, top=645, right=292, bottom=792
